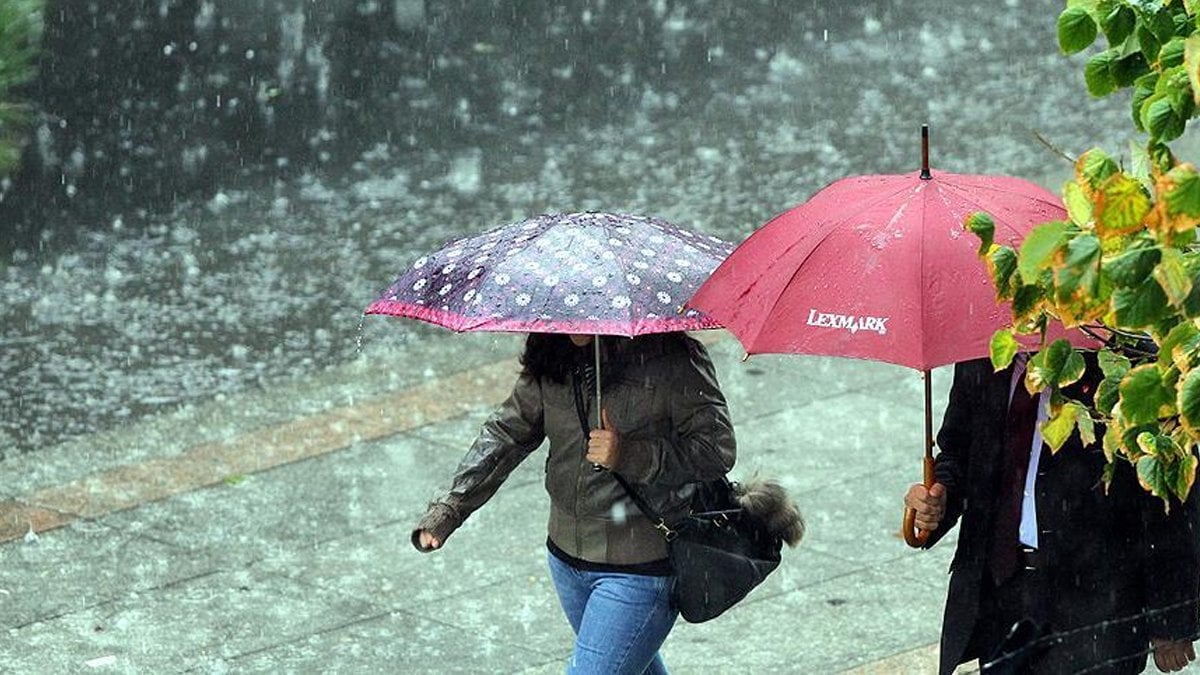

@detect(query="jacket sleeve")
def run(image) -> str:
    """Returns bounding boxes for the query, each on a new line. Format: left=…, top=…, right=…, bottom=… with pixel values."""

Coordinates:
left=613, top=341, right=736, bottom=487
left=411, top=374, right=546, bottom=551
left=924, top=361, right=984, bottom=549
left=1139, top=476, right=1200, bottom=641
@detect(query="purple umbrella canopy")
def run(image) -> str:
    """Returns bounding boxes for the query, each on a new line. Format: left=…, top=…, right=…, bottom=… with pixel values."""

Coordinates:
left=366, top=212, right=734, bottom=336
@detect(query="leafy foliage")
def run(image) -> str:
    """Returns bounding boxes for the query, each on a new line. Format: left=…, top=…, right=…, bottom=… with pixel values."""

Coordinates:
left=0, top=0, right=42, bottom=177
left=967, top=0, right=1200, bottom=506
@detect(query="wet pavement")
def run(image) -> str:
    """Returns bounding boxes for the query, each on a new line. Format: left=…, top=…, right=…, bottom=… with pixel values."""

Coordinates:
left=2, top=329, right=968, bottom=673
left=6, top=327, right=1200, bottom=673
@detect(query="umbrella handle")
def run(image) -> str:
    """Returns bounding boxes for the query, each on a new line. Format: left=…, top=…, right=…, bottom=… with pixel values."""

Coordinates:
left=902, top=454, right=936, bottom=548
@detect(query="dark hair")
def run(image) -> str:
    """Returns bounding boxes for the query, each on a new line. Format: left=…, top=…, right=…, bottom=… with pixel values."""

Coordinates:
left=519, top=332, right=693, bottom=386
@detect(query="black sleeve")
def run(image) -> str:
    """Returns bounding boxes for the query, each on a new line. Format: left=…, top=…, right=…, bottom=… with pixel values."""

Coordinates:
left=1139, top=474, right=1200, bottom=641
left=925, top=360, right=987, bottom=549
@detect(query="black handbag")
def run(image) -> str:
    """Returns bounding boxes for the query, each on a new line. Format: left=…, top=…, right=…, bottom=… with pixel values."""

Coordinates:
left=571, top=372, right=783, bottom=623
left=613, top=473, right=782, bottom=623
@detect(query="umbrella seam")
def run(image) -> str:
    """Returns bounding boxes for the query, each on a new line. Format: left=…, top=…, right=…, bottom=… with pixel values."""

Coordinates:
left=741, top=181, right=915, bottom=350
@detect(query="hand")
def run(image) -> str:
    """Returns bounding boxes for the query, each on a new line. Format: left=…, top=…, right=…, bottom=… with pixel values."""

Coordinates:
left=904, top=483, right=947, bottom=531
left=417, top=530, right=442, bottom=551
left=1152, top=637, right=1196, bottom=672
left=587, top=408, right=620, bottom=470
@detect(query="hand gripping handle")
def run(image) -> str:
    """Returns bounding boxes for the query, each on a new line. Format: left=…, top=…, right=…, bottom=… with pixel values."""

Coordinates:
left=902, top=455, right=936, bottom=548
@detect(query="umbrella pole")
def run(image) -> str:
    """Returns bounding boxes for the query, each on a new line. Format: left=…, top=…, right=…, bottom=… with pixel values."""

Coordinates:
left=594, top=335, right=602, bottom=429
left=903, top=369, right=936, bottom=548
left=589, top=336, right=606, bottom=472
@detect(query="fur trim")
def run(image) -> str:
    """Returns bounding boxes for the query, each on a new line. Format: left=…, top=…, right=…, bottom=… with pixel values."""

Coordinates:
left=733, top=477, right=805, bottom=547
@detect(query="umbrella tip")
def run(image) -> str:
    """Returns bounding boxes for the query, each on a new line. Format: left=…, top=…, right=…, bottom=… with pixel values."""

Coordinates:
left=920, top=124, right=932, bottom=180
left=741, top=352, right=750, bottom=363
left=676, top=304, right=686, bottom=315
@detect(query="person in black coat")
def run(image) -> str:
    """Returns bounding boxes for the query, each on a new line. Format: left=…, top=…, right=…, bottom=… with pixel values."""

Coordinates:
left=904, top=356, right=1200, bottom=674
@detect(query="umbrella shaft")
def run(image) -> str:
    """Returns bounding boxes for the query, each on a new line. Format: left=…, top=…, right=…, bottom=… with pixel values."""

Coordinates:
left=594, top=336, right=602, bottom=428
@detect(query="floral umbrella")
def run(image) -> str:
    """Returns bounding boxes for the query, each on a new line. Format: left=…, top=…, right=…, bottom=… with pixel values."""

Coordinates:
left=366, top=211, right=734, bottom=426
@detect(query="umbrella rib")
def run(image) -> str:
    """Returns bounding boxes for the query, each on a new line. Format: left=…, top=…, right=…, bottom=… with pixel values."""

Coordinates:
left=742, top=181, right=915, bottom=349
left=939, top=181, right=1062, bottom=240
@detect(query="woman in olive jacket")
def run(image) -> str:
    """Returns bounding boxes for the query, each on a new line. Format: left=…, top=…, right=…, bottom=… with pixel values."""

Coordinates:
left=413, top=332, right=736, bottom=674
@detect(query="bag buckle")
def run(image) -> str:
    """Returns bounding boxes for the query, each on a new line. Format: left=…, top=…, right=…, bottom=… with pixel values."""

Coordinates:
left=655, top=519, right=678, bottom=542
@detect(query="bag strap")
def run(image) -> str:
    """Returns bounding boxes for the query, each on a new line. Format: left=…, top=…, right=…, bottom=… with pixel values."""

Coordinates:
left=571, top=371, right=676, bottom=539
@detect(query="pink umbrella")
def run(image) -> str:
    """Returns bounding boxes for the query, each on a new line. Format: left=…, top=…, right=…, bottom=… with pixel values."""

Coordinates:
left=687, top=127, right=1099, bottom=547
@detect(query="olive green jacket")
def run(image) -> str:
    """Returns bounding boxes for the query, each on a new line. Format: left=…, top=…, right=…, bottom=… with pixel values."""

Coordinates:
left=412, top=338, right=736, bottom=565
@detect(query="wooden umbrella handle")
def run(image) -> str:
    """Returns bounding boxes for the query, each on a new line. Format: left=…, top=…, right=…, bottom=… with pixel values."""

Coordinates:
left=903, top=370, right=937, bottom=548
left=902, top=454, right=936, bottom=548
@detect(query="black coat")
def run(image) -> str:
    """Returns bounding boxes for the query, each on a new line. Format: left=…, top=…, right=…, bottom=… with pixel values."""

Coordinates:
left=929, top=359, right=1200, bottom=675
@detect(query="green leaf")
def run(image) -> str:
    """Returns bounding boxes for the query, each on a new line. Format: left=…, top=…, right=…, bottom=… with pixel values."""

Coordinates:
left=1064, top=181, right=1094, bottom=227
left=1103, top=421, right=1123, bottom=462
left=1105, top=244, right=1160, bottom=287
left=1085, top=49, right=1120, bottom=96
left=1018, top=220, right=1069, bottom=285
left=1076, top=402, right=1097, bottom=445
left=1102, top=4, right=1137, bottom=44
left=965, top=212, right=995, bottom=256
left=988, top=246, right=1019, bottom=297
left=1028, top=339, right=1086, bottom=390
left=1043, top=401, right=1091, bottom=452
left=1120, top=363, right=1176, bottom=424
left=1160, top=37, right=1188, bottom=67
left=1012, top=284, right=1044, bottom=320
left=1148, top=141, right=1177, bottom=174
left=1138, top=23, right=1163, bottom=62
left=1153, top=248, right=1193, bottom=307
left=1112, top=53, right=1150, bottom=87
left=1137, top=430, right=1171, bottom=458
left=1144, top=96, right=1187, bottom=142
left=1060, top=6, right=1100, bottom=53
left=1146, top=7, right=1180, bottom=45
left=1112, top=276, right=1171, bottom=327
left=1132, top=78, right=1157, bottom=131
left=1136, top=436, right=1198, bottom=505
left=1159, top=320, right=1200, bottom=369
left=1178, top=367, right=1200, bottom=439
left=1096, top=377, right=1122, bottom=415
left=990, top=329, right=1019, bottom=371
left=1077, top=148, right=1120, bottom=189
left=1099, top=348, right=1133, bottom=379
left=1186, top=34, right=1200, bottom=107
left=1173, top=453, right=1199, bottom=502
left=1163, top=166, right=1200, bottom=217
left=1042, top=406, right=1075, bottom=453
left=1163, top=66, right=1195, bottom=115
left=1137, top=454, right=1172, bottom=505
left=1056, top=233, right=1102, bottom=303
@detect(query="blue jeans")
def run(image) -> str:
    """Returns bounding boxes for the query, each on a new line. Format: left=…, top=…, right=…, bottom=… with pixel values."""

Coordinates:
left=546, top=552, right=678, bottom=675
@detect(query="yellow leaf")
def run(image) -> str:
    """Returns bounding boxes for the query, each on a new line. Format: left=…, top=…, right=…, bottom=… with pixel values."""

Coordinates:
left=1095, top=174, right=1151, bottom=238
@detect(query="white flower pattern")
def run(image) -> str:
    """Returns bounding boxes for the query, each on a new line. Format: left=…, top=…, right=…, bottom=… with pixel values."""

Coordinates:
left=378, top=212, right=734, bottom=333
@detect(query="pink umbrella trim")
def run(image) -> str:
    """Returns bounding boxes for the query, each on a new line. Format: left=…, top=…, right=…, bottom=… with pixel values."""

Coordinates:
left=365, top=299, right=723, bottom=336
